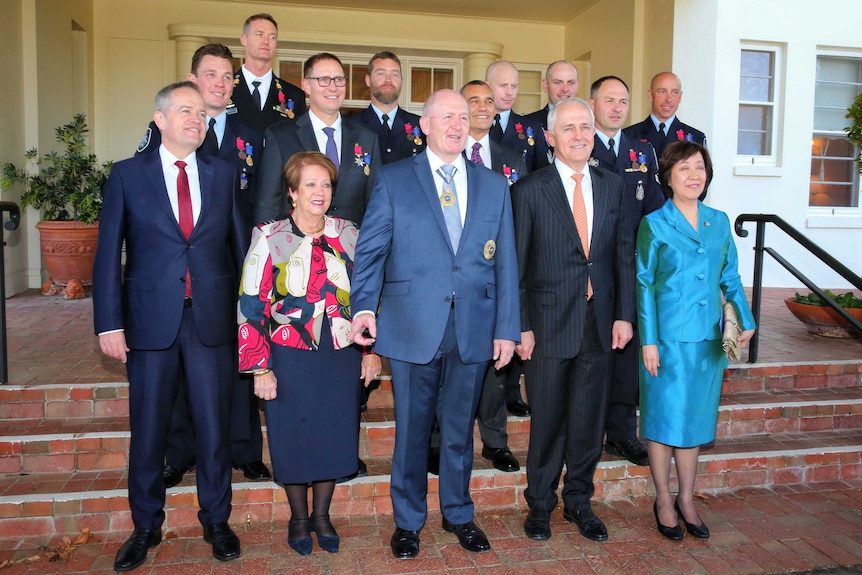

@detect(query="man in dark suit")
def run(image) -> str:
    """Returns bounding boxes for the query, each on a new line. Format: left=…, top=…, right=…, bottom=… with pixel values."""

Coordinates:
left=462, top=79, right=525, bottom=473
left=349, top=89, right=520, bottom=559
left=513, top=97, right=635, bottom=543
left=524, top=60, right=580, bottom=166
left=622, top=71, right=707, bottom=200
left=589, top=76, right=665, bottom=468
left=135, top=43, right=270, bottom=488
left=623, top=72, right=707, bottom=157
left=254, top=52, right=380, bottom=225
left=485, top=60, right=551, bottom=173
left=94, top=82, right=244, bottom=571
left=230, top=13, right=306, bottom=134
left=345, top=51, right=425, bottom=164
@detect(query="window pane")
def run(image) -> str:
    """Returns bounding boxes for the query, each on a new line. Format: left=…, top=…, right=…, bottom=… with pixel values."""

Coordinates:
left=351, top=65, right=370, bottom=100
left=817, top=57, right=862, bottom=83
left=741, top=50, right=773, bottom=76
left=739, top=104, right=771, bottom=132
left=810, top=136, right=859, bottom=207
left=412, top=68, right=432, bottom=102
left=279, top=62, right=303, bottom=87
left=737, top=131, right=768, bottom=155
left=740, top=77, right=773, bottom=102
left=433, top=69, right=453, bottom=92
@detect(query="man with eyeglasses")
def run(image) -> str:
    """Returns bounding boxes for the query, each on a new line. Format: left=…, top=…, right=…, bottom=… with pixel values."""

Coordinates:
left=231, top=13, right=306, bottom=134
left=255, top=53, right=380, bottom=226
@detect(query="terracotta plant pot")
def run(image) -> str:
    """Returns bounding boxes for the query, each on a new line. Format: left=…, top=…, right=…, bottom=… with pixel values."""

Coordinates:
left=784, top=298, right=862, bottom=338
left=36, top=220, right=99, bottom=287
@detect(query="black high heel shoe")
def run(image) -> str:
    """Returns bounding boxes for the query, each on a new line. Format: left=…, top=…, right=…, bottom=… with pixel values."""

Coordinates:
left=310, top=514, right=340, bottom=553
left=288, top=517, right=313, bottom=555
left=675, top=498, right=710, bottom=539
left=653, top=501, right=684, bottom=540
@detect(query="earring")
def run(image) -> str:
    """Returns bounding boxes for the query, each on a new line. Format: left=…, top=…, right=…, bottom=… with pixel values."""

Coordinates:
left=292, top=201, right=297, bottom=208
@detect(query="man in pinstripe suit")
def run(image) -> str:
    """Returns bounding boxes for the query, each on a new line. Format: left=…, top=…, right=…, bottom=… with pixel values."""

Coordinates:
left=511, top=97, right=636, bottom=543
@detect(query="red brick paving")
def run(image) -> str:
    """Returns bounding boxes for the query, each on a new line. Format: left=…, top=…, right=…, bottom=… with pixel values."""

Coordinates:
left=4, top=484, right=862, bottom=573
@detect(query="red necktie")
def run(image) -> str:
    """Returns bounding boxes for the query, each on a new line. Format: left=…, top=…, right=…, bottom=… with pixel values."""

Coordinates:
left=572, top=173, right=592, bottom=300
left=175, top=160, right=193, bottom=298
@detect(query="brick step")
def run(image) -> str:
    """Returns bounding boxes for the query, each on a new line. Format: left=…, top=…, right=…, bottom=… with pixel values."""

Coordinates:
left=1, top=360, right=859, bottom=421
left=2, top=428, right=862, bottom=540
left=5, top=385, right=862, bottom=474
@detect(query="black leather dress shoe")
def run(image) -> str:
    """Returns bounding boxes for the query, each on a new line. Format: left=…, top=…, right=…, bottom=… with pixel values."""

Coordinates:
left=427, top=448, right=441, bottom=476
left=523, top=509, right=551, bottom=540
left=234, top=460, right=271, bottom=481
left=481, top=446, right=520, bottom=472
left=203, top=522, right=240, bottom=561
left=114, top=528, right=161, bottom=572
left=390, top=527, right=420, bottom=559
left=563, top=507, right=608, bottom=542
left=605, top=438, right=650, bottom=466
left=506, top=399, right=531, bottom=417
left=442, top=518, right=491, bottom=552
left=675, top=498, right=710, bottom=538
left=162, top=464, right=194, bottom=489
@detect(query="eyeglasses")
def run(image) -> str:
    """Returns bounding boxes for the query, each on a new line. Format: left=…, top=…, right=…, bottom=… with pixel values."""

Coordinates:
left=305, top=76, right=347, bottom=87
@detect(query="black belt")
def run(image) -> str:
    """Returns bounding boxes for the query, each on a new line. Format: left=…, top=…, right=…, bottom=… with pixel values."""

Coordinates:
left=184, top=298, right=193, bottom=308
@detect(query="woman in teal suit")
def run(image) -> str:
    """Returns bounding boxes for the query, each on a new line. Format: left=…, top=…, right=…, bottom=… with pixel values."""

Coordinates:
left=636, top=142, right=755, bottom=540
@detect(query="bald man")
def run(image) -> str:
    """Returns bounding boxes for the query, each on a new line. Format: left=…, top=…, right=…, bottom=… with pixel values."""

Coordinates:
left=485, top=61, right=550, bottom=173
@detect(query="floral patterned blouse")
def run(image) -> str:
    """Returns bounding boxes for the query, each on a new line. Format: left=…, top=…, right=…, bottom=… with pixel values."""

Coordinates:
left=238, top=214, right=358, bottom=372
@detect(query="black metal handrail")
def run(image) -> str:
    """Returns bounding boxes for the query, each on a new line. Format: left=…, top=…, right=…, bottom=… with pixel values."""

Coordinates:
left=0, top=201, right=21, bottom=384
left=734, top=213, right=862, bottom=363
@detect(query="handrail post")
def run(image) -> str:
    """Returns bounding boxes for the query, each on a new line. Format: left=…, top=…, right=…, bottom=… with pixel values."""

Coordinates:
left=0, top=201, right=22, bottom=384
left=748, top=220, right=766, bottom=363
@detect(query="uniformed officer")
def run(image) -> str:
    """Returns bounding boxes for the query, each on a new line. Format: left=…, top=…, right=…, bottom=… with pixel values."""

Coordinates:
left=524, top=60, right=581, bottom=155
left=230, top=13, right=306, bottom=134
left=485, top=61, right=550, bottom=176
left=135, top=43, right=271, bottom=486
left=589, top=75, right=664, bottom=468
left=623, top=71, right=707, bottom=200
left=345, top=51, right=425, bottom=164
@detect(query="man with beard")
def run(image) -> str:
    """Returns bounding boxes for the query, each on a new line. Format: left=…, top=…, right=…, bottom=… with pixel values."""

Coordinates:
left=346, top=51, right=426, bottom=164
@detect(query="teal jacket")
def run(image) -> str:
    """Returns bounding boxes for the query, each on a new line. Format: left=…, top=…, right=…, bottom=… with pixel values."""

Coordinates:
left=636, top=199, right=755, bottom=345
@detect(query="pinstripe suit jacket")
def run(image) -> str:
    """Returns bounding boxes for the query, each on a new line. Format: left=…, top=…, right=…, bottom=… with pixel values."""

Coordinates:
left=511, top=163, right=636, bottom=357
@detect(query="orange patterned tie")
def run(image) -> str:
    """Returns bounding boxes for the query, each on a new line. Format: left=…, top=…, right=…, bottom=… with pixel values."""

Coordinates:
left=571, top=173, right=592, bottom=300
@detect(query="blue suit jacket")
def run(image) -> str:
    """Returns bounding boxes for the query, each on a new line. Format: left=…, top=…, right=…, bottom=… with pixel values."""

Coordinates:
left=93, top=152, right=245, bottom=349
left=636, top=199, right=755, bottom=345
left=136, top=114, right=261, bottom=230
left=350, top=152, right=521, bottom=364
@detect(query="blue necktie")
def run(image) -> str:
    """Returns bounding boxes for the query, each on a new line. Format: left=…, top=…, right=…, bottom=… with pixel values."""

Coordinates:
left=323, top=126, right=340, bottom=171
left=437, top=164, right=461, bottom=253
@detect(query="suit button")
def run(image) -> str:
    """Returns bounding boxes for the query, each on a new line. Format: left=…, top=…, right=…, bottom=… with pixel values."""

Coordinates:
left=697, top=273, right=705, bottom=280
left=452, top=265, right=460, bottom=271
left=444, top=296, right=451, bottom=303
left=180, top=277, right=186, bottom=282
left=697, top=247, right=705, bottom=254
left=699, top=299, right=707, bottom=306
left=386, top=148, right=393, bottom=153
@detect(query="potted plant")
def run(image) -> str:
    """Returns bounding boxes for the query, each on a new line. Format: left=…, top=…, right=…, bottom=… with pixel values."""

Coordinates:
left=1, top=113, right=111, bottom=295
left=785, top=290, right=862, bottom=338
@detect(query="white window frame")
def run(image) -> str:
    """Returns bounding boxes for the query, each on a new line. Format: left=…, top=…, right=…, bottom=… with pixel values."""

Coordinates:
left=736, top=43, right=784, bottom=168
left=807, top=49, right=862, bottom=222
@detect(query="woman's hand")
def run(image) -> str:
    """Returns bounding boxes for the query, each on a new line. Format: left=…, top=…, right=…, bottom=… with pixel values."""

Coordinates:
left=253, top=370, right=278, bottom=401
left=361, top=353, right=382, bottom=387
left=738, top=329, right=756, bottom=348
left=642, top=344, right=660, bottom=377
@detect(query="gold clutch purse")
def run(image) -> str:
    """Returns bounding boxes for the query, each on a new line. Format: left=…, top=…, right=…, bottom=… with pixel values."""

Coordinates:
left=722, top=302, right=743, bottom=361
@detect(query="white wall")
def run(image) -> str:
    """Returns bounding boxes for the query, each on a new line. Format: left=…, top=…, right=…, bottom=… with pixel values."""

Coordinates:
left=674, top=0, right=862, bottom=289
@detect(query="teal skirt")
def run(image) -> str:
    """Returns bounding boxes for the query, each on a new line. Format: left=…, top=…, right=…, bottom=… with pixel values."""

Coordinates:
left=639, top=339, right=727, bottom=448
